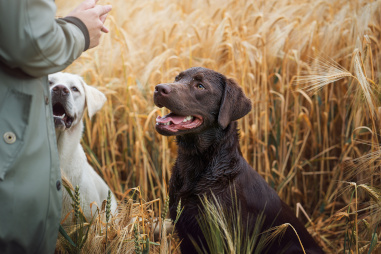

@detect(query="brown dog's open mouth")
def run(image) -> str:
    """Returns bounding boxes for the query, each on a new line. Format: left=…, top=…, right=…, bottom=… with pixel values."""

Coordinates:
left=156, top=112, right=203, bottom=133
left=53, top=102, right=74, bottom=129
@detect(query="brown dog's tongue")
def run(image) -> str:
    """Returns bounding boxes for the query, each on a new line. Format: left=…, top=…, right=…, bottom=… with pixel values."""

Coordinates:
left=156, top=113, right=187, bottom=124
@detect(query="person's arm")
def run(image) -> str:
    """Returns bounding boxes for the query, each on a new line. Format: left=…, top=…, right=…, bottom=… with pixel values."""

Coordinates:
left=0, top=0, right=109, bottom=77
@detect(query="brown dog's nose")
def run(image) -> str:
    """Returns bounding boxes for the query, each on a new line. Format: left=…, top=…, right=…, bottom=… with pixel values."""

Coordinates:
left=155, top=84, right=171, bottom=95
left=52, top=85, right=70, bottom=97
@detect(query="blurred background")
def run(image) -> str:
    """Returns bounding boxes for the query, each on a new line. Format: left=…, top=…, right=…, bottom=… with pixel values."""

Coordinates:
left=56, top=0, right=381, bottom=253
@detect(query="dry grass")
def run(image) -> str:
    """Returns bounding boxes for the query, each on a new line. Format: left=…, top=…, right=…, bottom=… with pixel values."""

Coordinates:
left=54, top=0, right=381, bottom=253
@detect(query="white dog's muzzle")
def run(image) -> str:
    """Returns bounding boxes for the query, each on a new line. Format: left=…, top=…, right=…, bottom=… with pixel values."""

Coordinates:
left=51, top=85, right=75, bottom=130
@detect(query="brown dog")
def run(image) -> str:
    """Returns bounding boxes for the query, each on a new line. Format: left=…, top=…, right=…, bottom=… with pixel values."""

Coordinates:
left=154, top=67, right=324, bottom=254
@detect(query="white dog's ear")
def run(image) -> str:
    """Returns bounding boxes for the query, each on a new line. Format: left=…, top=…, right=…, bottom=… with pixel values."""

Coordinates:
left=81, top=79, right=107, bottom=119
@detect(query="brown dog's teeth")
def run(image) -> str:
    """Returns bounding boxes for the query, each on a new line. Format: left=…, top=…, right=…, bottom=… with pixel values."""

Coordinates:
left=182, top=116, right=193, bottom=123
left=156, top=122, right=171, bottom=126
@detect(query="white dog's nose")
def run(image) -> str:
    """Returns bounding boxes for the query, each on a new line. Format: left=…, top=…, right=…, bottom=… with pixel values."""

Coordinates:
left=52, top=85, right=70, bottom=97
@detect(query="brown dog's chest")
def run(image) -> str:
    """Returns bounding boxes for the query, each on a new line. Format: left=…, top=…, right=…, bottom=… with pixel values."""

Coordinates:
left=168, top=146, right=242, bottom=233
left=168, top=165, right=239, bottom=253
left=170, top=151, right=239, bottom=197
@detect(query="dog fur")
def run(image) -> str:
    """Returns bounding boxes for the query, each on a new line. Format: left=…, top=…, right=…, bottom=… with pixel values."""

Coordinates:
left=49, top=72, right=117, bottom=223
left=153, top=67, right=324, bottom=254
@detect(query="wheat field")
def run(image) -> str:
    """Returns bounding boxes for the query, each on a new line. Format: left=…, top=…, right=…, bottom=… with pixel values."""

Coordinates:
left=55, top=0, right=381, bottom=253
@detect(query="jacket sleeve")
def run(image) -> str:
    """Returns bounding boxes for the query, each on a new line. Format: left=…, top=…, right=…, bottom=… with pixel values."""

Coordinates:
left=0, top=0, right=87, bottom=78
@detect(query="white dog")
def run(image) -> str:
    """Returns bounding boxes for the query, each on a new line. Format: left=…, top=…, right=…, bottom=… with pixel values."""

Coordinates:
left=49, top=72, right=117, bottom=223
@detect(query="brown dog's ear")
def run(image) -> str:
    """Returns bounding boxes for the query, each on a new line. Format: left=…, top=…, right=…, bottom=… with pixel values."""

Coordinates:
left=218, top=78, right=252, bottom=129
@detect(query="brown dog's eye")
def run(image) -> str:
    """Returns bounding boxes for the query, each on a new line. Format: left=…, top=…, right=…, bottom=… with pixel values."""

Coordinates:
left=197, top=84, right=205, bottom=90
left=175, top=76, right=181, bottom=82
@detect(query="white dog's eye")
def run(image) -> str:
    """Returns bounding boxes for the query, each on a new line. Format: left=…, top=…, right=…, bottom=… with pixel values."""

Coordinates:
left=49, top=80, right=53, bottom=85
left=72, top=86, right=79, bottom=92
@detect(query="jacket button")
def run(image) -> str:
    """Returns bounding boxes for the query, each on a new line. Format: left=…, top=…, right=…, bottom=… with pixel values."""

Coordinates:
left=3, top=132, right=16, bottom=144
left=45, top=96, right=49, bottom=105
left=56, top=180, right=61, bottom=191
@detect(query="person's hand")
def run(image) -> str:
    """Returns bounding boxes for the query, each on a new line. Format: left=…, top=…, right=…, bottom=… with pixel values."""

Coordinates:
left=67, top=0, right=112, bottom=49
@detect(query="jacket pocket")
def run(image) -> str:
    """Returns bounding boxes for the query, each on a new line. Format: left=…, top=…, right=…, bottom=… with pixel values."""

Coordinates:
left=0, top=88, right=31, bottom=180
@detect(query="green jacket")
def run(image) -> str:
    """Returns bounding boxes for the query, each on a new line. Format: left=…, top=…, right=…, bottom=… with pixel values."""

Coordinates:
left=0, top=0, right=89, bottom=253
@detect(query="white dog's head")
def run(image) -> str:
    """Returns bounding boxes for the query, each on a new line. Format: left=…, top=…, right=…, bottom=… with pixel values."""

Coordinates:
left=48, top=72, right=107, bottom=132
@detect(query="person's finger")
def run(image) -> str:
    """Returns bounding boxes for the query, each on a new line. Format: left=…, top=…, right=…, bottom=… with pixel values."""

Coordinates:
left=92, top=0, right=100, bottom=7
left=86, top=0, right=97, bottom=5
left=101, top=26, right=109, bottom=33
left=93, top=4, right=112, bottom=17
left=100, top=13, right=108, bottom=24
left=78, top=0, right=96, bottom=11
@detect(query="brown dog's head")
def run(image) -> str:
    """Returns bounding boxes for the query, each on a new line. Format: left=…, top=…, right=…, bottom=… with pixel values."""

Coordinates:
left=154, top=67, right=251, bottom=136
